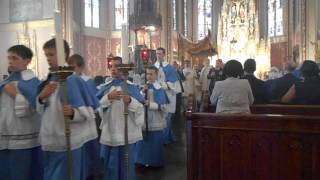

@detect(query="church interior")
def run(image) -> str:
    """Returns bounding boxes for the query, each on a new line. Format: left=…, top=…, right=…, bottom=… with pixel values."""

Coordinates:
left=1, top=0, right=320, bottom=79
left=1, top=0, right=320, bottom=180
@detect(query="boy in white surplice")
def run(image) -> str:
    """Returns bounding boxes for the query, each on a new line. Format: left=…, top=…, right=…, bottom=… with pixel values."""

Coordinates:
left=135, top=66, right=169, bottom=167
left=37, top=39, right=99, bottom=180
left=97, top=56, right=145, bottom=180
left=0, top=45, right=42, bottom=180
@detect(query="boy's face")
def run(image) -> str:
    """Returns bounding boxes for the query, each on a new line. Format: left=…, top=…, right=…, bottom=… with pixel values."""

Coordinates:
left=7, top=52, right=30, bottom=72
left=146, top=69, right=157, bottom=82
left=44, top=48, right=58, bottom=68
left=156, top=50, right=165, bottom=61
left=111, top=59, right=122, bottom=78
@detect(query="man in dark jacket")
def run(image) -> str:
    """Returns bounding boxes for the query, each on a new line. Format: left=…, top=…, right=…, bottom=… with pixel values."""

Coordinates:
left=243, top=59, right=269, bottom=104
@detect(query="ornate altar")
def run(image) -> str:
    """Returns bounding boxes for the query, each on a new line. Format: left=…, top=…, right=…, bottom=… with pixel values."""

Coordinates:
left=217, top=0, right=270, bottom=77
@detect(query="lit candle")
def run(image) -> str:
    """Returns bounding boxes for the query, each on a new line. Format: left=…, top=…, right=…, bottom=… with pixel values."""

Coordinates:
left=54, top=10, right=66, bottom=67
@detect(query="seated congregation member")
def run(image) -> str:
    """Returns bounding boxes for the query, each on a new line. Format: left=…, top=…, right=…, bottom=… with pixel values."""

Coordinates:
left=136, top=66, right=169, bottom=167
left=266, top=61, right=299, bottom=102
left=37, top=38, right=98, bottom=180
left=68, top=54, right=101, bottom=179
left=210, top=60, right=254, bottom=113
left=96, top=56, right=145, bottom=180
left=243, top=59, right=269, bottom=104
left=0, top=45, right=42, bottom=180
left=282, top=60, right=320, bottom=104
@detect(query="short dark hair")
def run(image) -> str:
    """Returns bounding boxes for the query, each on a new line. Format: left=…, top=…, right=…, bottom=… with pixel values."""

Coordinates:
left=244, top=59, right=256, bottom=73
left=223, top=60, right=244, bottom=78
left=147, top=66, right=159, bottom=73
left=300, top=60, right=319, bottom=78
left=8, top=45, right=33, bottom=60
left=68, top=54, right=85, bottom=67
left=156, top=47, right=166, bottom=54
left=43, top=38, right=70, bottom=59
left=112, top=56, right=122, bottom=63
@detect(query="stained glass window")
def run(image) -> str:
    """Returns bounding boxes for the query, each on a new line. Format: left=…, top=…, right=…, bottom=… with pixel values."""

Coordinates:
left=85, top=0, right=100, bottom=28
left=115, top=0, right=128, bottom=30
left=198, top=0, right=212, bottom=39
left=268, top=0, right=283, bottom=37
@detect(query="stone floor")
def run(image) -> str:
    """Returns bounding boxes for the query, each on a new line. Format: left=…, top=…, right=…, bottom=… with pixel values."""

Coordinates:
left=136, top=113, right=187, bottom=180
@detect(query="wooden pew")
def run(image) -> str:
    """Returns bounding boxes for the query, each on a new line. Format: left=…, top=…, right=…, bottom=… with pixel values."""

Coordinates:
left=187, top=113, right=320, bottom=180
left=251, top=104, right=320, bottom=116
left=205, top=104, right=320, bottom=116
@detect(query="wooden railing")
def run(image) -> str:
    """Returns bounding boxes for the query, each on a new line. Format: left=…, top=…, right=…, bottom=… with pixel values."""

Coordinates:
left=203, top=104, right=320, bottom=116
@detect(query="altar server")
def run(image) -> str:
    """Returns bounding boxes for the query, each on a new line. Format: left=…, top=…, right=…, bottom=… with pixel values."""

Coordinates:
left=97, top=56, right=144, bottom=180
left=68, top=53, right=100, bottom=179
left=0, top=45, right=42, bottom=180
left=135, top=66, right=169, bottom=167
left=37, top=38, right=98, bottom=180
left=154, top=47, right=182, bottom=144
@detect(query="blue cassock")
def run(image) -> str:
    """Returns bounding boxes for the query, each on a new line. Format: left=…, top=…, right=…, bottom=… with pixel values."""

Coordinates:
left=96, top=79, right=145, bottom=103
left=162, top=64, right=179, bottom=83
left=81, top=77, right=100, bottom=178
left=161, top=65, right=179, bottom=144
left=38, top=73, right=100, bottom=109
left=135, top=83, right=169, bottom=167
left=0, top=71, right=40, bottom=108
left=39, top=73, right=100, bottom=180
left=84, top=78, right=99, bottom=97
left=147, top=83, right=169, bottom=105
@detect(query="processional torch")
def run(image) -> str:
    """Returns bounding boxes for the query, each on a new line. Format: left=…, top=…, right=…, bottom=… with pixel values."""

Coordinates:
left=117, top=63, right=135, bottom=180
left=53, top=8, right=74, bottom=180
left=141, top=48, right=150, bottom=139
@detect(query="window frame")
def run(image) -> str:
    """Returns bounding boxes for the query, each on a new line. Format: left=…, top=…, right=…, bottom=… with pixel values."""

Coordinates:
left=84, top=0, right=100, bottom=29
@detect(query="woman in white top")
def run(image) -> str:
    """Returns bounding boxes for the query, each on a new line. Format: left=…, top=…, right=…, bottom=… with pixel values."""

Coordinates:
left=210, top=60, right=254, bottom=113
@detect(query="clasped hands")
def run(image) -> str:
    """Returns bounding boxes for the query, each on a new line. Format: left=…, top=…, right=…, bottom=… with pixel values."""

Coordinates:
left=107, top=89, right=131, bottom=104
left=39, top=83, right=74, bottom=117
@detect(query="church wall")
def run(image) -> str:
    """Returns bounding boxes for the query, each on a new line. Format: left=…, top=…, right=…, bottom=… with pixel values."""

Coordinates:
left=83, top=35, right=107, bottom=77
left=0, top=0, right=54, bottom=79
left=0, top=0, right=54, bottom=24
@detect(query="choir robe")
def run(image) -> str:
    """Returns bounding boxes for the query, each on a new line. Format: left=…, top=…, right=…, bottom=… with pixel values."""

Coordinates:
left=136, top=81, right=169, bottom=167
left=79, top=73, right=100, bottom=178
left=37, top=73, right=99, bottom=180
left=0, top=70, right=42, bottom=180
left=97, top=78, right=144, bottom=180
left=154, top=61, right=182, bottom=144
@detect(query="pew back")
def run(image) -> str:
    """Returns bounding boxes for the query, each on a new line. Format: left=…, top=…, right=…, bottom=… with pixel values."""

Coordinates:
left=187, top=113, right=320, bottom=180
left=205, top=104, right=320, bottom=116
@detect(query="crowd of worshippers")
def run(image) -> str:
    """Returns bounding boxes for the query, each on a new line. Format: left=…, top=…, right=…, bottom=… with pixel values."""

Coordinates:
left=166, top=57, right=320, bottom=114
left=0, top=41, right=181, bottom=180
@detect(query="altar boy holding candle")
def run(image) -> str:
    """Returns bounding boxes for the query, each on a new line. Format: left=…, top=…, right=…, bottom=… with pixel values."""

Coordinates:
left=37, top=38, right=99, bottom=180
left=135, top=66, right=169, bottom=167
left=97, top=56, right=145, bottom=180
left=0, top=45, right=42, bottom=180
